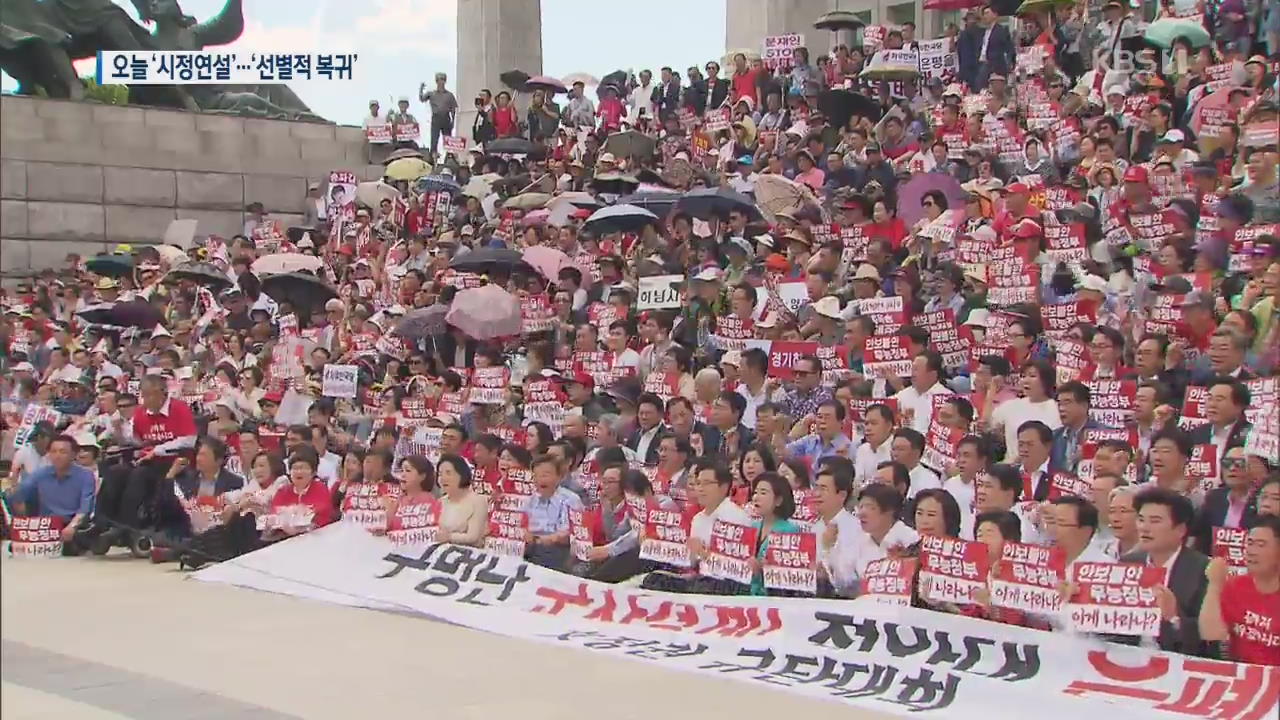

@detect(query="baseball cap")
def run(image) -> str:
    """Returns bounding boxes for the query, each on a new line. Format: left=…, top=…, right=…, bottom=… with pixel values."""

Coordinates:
left=1005, top=182, right=1031, bottom=194
left=693, top=266, right=722, bottom=282
left=1158, top=129, right=1185, bottom=144
left=1012, top=219, right=1042, bottom=239
left=567, top=372, right=595, bottom=389
left=1122, top=165, right=1149, bottom=184
left=598, top=152, right=617, bottom=164
left=720, top=351, right=743, bottom=367
left=963, top=308, right=991, bottom=327
left=261, top=390, right=284, bottom=405
left=853, top=263, right=881, bottom=282
left=1179, top=290, right=1213, bottom=310
left=1079, top=274, right=1108, bottom=293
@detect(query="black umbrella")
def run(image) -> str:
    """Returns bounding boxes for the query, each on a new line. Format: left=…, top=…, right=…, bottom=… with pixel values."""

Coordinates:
left=676, top=186, right=762, bottom=221
left=583, top=204, right=660, bottom=235
left=394, top=305, right=449, bottom=339
left=163, top=261, right=233, bottom=290
left=589, top=172, right=641, bottom=195
left=261, top=272, right=338, bottom=311
left=991, top=0, right=1021, bottom=14
left=486, top=137, right=544, bottom=158
left=598, top=70, right=628, bottom=99
left=500, top=69, right=531, bottom=91
left=448, top=247, right=534, bottom=274
left=814, top=10, right=867, bottom=30
left=86, top=253, right=134, bottom=278
left=617, top=191, right=682, bottom=215
left=77, top=300, right=162, bottom=329
left=818, top=89, right=883, bottom=130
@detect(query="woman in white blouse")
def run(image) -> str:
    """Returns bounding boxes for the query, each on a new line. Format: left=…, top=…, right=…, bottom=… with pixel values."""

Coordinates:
left=436, top=454, right=487, bottom=547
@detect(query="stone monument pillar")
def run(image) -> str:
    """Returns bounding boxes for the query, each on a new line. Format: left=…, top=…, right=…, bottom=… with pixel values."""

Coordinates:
left=456, top=0, right=544, bottom=142
left=725, top=0, right=837, bottom=58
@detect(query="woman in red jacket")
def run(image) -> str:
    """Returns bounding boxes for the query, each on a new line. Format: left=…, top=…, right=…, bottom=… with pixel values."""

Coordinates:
left=492, top=91, right=519, bottom=138
left=267, top=449, right=335, bottom=537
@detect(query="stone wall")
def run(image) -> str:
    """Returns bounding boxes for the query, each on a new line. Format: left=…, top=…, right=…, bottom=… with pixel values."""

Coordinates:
left=0, top=95, right=386, bottom=277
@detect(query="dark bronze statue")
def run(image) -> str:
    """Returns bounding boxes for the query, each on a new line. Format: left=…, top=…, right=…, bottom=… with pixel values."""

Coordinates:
left=0, top=0, right=326, bottom=122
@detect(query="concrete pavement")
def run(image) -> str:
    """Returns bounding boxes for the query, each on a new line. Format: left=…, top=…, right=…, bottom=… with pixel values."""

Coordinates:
left=1, top=553, right=896, bottom=719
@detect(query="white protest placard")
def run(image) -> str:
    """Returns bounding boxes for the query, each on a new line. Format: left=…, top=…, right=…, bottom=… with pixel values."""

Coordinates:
left=776, top=281, right=808, bottom=314
left=321, top=364, right=359, bottom=398
left=704, top=108, right=731, bottom=133
left=762, top=33, right=803, bottom=71
left=916, top=38, right=956, bottom=80
left=636, top=274, right=684, bottom=311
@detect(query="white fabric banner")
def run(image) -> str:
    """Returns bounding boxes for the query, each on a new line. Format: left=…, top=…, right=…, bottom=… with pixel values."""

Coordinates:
left=196, top=524, right=1280, bottom=720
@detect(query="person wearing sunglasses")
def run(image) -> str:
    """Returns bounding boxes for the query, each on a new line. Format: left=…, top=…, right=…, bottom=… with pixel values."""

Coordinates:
left=1192, top=446, right=1258, bottom=554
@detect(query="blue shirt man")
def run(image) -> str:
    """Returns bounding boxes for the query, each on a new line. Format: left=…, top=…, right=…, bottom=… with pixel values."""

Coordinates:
left=13, top=435, right=95, bottom=541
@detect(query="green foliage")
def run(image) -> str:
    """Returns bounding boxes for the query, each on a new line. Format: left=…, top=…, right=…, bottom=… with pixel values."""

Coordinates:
left=80, top=76, right=129, bottom=105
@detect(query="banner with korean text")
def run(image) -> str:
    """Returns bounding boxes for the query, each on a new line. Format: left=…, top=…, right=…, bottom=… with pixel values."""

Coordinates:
left=196, top=525, right=1279, bottom=719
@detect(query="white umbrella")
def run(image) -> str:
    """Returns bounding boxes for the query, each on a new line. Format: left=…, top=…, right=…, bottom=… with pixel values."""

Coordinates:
left=252, top=253, right=324, bottom=276
left=356, top=181, right=400, bottom=209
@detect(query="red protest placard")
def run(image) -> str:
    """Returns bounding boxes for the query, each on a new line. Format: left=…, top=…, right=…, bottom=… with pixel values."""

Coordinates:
left=642, top=371, right=680, bottom=404
left=862, top=335, right=912, bottom=378
left=342, top=481, right=400, bottom=532
left=767, top=340, right=817, bottom=380
left=1189, top=444, right=1220, bottom=492
left=1067, top=562, right=1164, bottom=636
left=639, top=507, right=691, bottom=567
left=1212, top=527, right=1248, bottom=576
left=1042, top=299, right=1097, bottom=339
left=919, top=535, right=990, bottom=605
left=365, top=123, right=392, bottom=143
left=7, top=516, right=65, bottom=558
left=701, top=520, right=758, bottom=585
left=520, top=294, right=557, bottom=334
left=1051, top=338, right=1094, bottom=385
left=762, top=531, right=817, bottom=594
left=468, top=366, right=510, bottom=405
left=861, top=557, right=917, bottom=606
left=568, top=508, right=594, bottom=562
left=1048, top=471, right=1090, bottom=500
left=990, top=541, right=1067, bottom=614
left=1043, top=184, right=1082, bottom=212
left=704, top=108, right=731, bottom=133
left=816, top=344, right=852, bottom=387
left=386, top=496, right=439, bottom=546
left=922, top=421, right=963, bottom=475
left=1180, top=385, right=1210, bottom=431
left=435, top=391, right=467, bottom=423
left=485, top=508, right=529, bottom=557
left=1085, top=379, right=1136, bottom=427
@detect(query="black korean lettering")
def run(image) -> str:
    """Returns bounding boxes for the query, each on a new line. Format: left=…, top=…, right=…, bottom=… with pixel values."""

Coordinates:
left=377, top=544, right=443, bottom=578
left=808, top=611, right=878, bottom=651
left=475, top=557, right=530, bottom=602
left=883, top=623, right=931, bottom=658
left=988, top=641, right=1040, bottom=681
left=889, top=669, right=962, bottom=711
left=830, top=664, right=898, bottom=699
left=293, top=54, right=312, bottom=79
left=276, top=54, right=293, bottom=81
left=952, top=635, right=997, bottom=672
left=430, top=545, right=488, bottom=582
left=256, top=53, right=276, bottom=81
left=414, top=575, right=459, bottom=597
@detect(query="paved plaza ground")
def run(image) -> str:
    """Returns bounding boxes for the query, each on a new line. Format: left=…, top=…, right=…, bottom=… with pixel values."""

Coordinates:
left=1, top=552, right=893, bottom=719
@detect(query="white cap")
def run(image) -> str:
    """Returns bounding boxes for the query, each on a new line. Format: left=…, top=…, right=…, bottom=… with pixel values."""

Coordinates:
left=56, top=365, right=83, bottom=383
left=398, top=95, right=409, bottom=103
left=813, top=295, right=844, bottom=320
left=297, top=232, right=314, bottom=249
left=1106, top=85, right=1127, bottom=97
left=598, top=152, right=617, bottom=164
left=72, top=432, right=99, bottom=449
left=720, top=350, right=742, bottom=367
left=1159, top=129, right=1185, bottom=144
left=752, top=234, right=775, bottom=249
left=963, top=308, right=991, bottom=327
left=174, top=366, right=193, bottom=380
left=13, top=361, right=34, bottom=372
left=693, top=266, right=722, bottom=282
left=1079, top=274, right=1108, bottom=293
left=151, top=324, right=172, bottom=338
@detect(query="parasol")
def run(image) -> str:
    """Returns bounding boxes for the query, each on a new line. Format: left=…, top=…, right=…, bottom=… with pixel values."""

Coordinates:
left=814, top=10, right=867, bottom=30
left=448, top=247, right=533, bottom=274
left=384, top=147, right=425, bottom=162
left=394, top=305, right=449, bottom=339
left=860, top=50, right=922, bottom=81
left=446, top=285, right=522, bottom=340
left=485, top=137, right=543, bottom=157
left=524, top=75, right=567, bottom=94
left=385, top=157, right=431, bottom=181
left=676, top=186, right=762, bottom=221
left=522, top=245, right=575, bottom=283
left=895, top=174, right=968, bottom=228
left=521, top=209, right=550, bottom=227
left=86, top=253, right=134, bottom=278
left=583, top=204, right=660, bottom=235
left=589, top=172, right=641, bottom=195
left=505, top=192, right=553, bottom=211
left=554, top=191, right=603, bottom=210
left=602, top=130, right=657, bottom=161
left=561, top=72, right=600, bottom=87
left=1015, top=0, right=1075, bottom=14
left=499, top=69, right=531, bottom=92
left=923, top=0, right=985, bottom=9
left=355, top=181, right=400, bottom=209
left=1144, top=17, right=1212, bottom=49
left=163, top=261, right=232, bottom=290
left=77, top=300, right=162, bottom=329
left=617, top=190, right=682, bottom=216
left=260, top=272, right=338, bottom=311
left=463, top=175, right=497, bottom=199
left=817, top=89, right=883, bottom=129
left=416, top=174, right=462, bottom=195
left=155, top=245, right=188, bottom=267
left=252, top=253, right=324, bottom=276
left=752, top=175, right=822, bottom=225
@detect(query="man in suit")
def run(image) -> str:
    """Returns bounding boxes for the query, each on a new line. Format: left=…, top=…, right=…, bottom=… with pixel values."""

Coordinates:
left=706, top=390, right=754, bottom=462
left=959, top=4, right=1015, bottom=91
left=653, top=66, right=682, bottom=121
left=1122, top=488, right=1209, bottom=656
left=1188, top=377, right=1253, bottom=460
left=1192, top=327, right=1256, bottom=384
left=1051, top=381, right=1106, bottom=474
left=1191, top=446, right=1258, bottom=554
left=1016, top=420, right=1056, bottom=501
left=625, top=393, right=667, bottom=466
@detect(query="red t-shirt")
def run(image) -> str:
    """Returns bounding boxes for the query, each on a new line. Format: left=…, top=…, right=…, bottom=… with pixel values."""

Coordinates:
left=731, top=69, right=759, bottom=105
left=270, top=479, right=335, bottom=528
left=131, top=397, right=197, bottom=449
left=492, top=106, right=518, bottom=137
left=1220, top=574, right=1280, bottom=666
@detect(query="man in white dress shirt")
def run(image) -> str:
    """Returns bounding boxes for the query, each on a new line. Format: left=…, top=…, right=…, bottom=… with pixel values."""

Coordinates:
left=688, top=458, right=753, bottom=561
left=828, top=483, right=920, bottom=596
left=894, top=351, right=952, bottom=434
left=853, top=403, right=896, bottom=488
left=943, top=434, right=989, bottom=517
left=891, top=428, right=942, bottom=499
left=811, top=465, right=862, bottom=596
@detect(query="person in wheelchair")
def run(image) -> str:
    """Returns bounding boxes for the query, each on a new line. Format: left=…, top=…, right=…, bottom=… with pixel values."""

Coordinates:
left=8, top=434, right=96, bottom=555
left=89, top=375, right=198, bottom=553
left=157, top=437, right=245, bottom=544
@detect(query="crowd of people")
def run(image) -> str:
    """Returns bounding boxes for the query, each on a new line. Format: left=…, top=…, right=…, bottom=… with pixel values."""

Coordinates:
left=2, top=0, right=1279, bottom=670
